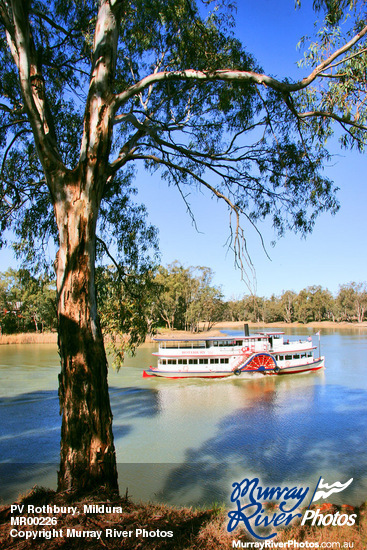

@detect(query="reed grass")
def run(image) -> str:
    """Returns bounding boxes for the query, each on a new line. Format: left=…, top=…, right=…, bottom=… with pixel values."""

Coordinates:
left=0, top=332, right=57, bottom=345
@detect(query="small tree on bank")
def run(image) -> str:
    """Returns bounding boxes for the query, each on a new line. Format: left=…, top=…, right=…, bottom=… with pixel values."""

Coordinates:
left=0, top=0, right=366, bottom=495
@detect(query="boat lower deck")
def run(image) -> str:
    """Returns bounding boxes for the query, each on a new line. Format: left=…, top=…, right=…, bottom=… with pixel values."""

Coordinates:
left=143, top=356, right=325, bottom=379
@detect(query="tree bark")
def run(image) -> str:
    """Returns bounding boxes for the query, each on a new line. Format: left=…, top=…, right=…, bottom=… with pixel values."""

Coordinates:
left=54, top=180, right=118, bottom=495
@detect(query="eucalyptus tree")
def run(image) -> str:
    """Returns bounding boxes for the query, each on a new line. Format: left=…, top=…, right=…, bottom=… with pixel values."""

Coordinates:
left=337, top=282, right=367, bottom=322
left=0, top=0, right=366, bottom=495
left=154, top=262, right=188, bottom=330
left=181, top=266, right=223, bottom=332
left=280, top=290, right=297, bottom=323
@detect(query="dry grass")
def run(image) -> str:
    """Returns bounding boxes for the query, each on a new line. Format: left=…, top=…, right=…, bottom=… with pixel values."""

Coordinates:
left=1, top=489, right=366, bottom=550
left=0, top=332, right=57, bottom=345
left=0, top=488, right=235, bottom=550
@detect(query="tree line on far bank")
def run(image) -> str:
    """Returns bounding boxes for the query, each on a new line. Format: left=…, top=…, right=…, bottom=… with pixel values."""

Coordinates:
left=1, top=263, right=366, bottom=336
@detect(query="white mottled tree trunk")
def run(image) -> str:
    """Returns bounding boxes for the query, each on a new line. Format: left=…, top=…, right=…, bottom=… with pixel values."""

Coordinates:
left=54, top=180, right=118, bottom=494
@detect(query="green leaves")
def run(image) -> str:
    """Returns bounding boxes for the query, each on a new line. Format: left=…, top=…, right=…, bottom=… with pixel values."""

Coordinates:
left=0, top=268, right=56, bottom=333
left=96, top=264, right=160, bottom=368
left=149, top=262, right=224, bottom=332
left=296, top=1, right=367, bottom=151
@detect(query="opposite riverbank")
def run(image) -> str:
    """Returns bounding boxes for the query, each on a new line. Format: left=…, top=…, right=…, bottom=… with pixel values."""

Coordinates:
left=1, top=320, right=367, bottom=345
left=213, top=320, right=367, bottom=330
left=153, top=320, right=367, bottom=341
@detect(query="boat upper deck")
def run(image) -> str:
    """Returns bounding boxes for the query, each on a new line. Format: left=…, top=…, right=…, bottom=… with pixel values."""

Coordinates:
left=154, top=334, right=272, bottom=349
left=153, top=332, right=315, bottom=356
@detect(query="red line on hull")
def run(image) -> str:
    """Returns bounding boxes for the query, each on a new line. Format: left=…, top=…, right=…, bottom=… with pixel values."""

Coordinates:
left=278, top=365, right=323, bottom=375
left=142, top=371, right=231, bottom=379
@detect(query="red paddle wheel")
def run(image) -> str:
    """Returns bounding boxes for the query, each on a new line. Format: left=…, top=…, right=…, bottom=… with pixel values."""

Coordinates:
left=241, top=353, right=277, bottom=372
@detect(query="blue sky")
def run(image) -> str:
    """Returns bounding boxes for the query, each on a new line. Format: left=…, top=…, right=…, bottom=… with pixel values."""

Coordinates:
left=0, top=1, right=366, bottom=300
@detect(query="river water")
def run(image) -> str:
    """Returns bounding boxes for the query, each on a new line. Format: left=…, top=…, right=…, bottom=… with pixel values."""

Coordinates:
left=1, top=328, right=367, bottom=507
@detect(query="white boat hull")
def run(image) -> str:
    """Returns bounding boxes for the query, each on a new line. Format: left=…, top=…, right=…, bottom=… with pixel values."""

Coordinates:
left=276, top=357, right=325, bottom=375
left=143, top=357, right=325, bottom=379
left=143, top=368, right=234, bottom=379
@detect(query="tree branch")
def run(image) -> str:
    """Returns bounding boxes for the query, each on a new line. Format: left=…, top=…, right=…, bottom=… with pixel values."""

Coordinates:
left=297, top=109, right=367, bottom=130
left=78, top=0, right=123, bottom=184
left=114, top=23, right=367, bottom=110
left=1, top=128, right=31, bottom=180
left=127, top=152, right=270, bottom=287
left=4, top=0, right=64, bottom=179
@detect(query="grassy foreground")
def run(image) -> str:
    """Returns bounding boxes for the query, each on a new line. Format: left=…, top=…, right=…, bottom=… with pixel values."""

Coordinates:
left=1, top=488, right=366, bottom=549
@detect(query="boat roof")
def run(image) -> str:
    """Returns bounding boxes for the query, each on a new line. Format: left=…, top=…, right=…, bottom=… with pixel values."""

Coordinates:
left=153, top=332, right=284, bottom=342
left=256, top=331, right=285, bottom=336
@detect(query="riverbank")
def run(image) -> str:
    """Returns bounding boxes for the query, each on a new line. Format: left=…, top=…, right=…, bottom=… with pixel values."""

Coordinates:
left=1, top=320, right=367, bottom=345
left=154, top=320, right=367, bottom=340
left=0, top=488, right=366, bottom=549
left=208, top=320, right=367, bottom=331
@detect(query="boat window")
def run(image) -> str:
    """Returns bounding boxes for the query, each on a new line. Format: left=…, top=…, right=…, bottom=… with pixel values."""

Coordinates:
left=307, top=351, right=313, bottom=357
left=190, top=341, right=205, bottom=349
left=217, top=340, right=235, bottom=347
left=285, top=355, right=292, bottom=361
left=168, top=359, right=176, bottom=365
left=220, top=358, right=229, bottom=364
left=210, top=358, right=219, bottom=364
left=278, top=355, right=284, bottom=361
left=162, top=340, right=206, bottom=349
left=178, top=359, right=187, bottom=365
left=293, top=354, right=300, bottom=360
left=199, top=358, right=208, bottom=364
left=301, top=353, right=306, bottom=359
left=161, top=359, right=166, bottom=365
left=189, top=359, right=198, bottom=364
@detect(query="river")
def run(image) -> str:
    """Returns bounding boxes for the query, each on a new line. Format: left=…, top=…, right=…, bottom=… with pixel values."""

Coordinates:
left=1, top=328, right=367, bottom=507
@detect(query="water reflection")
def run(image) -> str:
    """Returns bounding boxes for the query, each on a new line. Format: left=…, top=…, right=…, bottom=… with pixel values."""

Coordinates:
left=110, top=386, right=160, bottom=420
left=156, top=380, right=367, bottom=507
left=0, top=390, right=60, bottom=463
left=0, top=388, right=60, bottom=502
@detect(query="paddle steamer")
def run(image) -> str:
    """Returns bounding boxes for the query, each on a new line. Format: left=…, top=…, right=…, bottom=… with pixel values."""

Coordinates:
left=143, top=330, right=324, bottom=379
